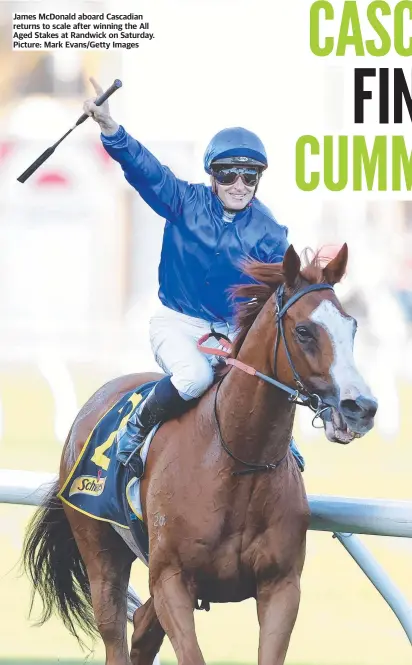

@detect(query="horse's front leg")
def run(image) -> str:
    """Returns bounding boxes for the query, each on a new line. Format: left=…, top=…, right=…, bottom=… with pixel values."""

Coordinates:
left=151, top=567, right=205, bottom=665
left=256, top=574, right=302, bottom=665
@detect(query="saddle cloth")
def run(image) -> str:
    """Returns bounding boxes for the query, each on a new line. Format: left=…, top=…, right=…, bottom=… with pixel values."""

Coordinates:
left=58, top=381, right=158, bottom=564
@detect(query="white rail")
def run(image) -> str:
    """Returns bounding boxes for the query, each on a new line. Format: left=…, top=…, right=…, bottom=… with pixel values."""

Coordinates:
left=309, top=494, right=412, bottom=538
left=0, top=470, right=56, bottom=505
left=1, top=469, right=411, bottom=646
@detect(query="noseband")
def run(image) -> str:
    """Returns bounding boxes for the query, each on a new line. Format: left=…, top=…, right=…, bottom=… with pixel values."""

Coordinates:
left=200, top=282, right=335, bottom=475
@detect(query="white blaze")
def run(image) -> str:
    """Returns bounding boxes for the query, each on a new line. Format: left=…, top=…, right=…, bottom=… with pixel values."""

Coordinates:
left=309, top=300, right=371, bottom=402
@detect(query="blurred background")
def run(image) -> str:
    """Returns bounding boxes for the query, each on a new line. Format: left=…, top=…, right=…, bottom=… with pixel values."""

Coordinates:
left=0, top=1, right=411, bottom=664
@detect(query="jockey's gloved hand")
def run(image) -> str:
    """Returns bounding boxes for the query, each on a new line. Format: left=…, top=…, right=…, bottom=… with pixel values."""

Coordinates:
left=83, top=77, right=119, bottom=136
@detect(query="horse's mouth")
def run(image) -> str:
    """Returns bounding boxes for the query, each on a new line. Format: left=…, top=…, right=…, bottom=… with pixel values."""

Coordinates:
left=321, top=407, right=365, bottom=444
left=342, top=413, right=375, bottom=436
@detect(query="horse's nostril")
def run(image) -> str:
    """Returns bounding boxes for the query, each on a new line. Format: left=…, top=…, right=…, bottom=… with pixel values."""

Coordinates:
left=340, top=396, right=378, bottom=419
left=340, top=399, right=359, bottom=415
left=356, top=396, right=378, bottom=418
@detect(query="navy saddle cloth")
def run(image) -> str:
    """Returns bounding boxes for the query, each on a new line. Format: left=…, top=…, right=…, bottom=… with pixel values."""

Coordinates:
left=58, top=381, right=157, bottom=562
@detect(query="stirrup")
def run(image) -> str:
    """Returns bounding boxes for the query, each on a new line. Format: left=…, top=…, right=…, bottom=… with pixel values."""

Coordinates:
left=123, top=440, right=144, bottom=467
left=117, top=439, right=144, bottom=477
left=127, top=455, right=144, bottom=478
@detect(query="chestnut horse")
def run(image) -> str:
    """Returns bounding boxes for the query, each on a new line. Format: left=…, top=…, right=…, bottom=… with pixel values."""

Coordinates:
left=23, top=244, right=377, bottom=665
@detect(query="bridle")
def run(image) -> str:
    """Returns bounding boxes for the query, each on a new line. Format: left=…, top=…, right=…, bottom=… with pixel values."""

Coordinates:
left=272, top=282, right=334, bottom=414
left=198, top=282, right=335, bottom=475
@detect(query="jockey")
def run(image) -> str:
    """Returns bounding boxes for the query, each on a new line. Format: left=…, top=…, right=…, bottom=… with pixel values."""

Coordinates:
left=83, top=78, right=305, bottom=478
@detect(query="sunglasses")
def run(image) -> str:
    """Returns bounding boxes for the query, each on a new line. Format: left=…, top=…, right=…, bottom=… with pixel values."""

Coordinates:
left=212, top=167, right=261, bottom=187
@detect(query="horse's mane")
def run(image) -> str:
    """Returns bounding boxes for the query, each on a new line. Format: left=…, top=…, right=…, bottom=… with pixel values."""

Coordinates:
left=228, top=248, right=326, bottom=358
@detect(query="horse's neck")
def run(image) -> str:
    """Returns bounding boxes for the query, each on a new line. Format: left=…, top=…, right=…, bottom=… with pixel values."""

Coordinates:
left=217, top=310, right=295, bottom=466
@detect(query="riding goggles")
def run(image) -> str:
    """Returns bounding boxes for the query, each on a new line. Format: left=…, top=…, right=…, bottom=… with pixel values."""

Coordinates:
left=212, top=167, right=261, bottom=187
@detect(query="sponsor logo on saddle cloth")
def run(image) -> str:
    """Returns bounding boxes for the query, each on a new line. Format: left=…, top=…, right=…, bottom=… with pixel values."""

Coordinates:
left=69, top=473, right=106, bottom=497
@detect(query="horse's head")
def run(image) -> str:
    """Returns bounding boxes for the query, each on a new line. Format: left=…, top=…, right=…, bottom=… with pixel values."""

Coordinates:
left=277, top=243, right=377, bottom=442
left=232, top=243, right=377, bottom=443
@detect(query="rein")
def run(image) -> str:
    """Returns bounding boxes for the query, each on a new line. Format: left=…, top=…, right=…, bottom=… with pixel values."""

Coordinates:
left=197, top=282, right=334, bottom=475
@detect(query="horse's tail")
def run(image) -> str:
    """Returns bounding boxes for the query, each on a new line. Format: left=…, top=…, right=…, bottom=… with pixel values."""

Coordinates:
left=22, top=479, right=98, bottom=647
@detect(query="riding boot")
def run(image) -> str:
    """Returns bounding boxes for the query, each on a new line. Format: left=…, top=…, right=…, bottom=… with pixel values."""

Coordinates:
left=116, top=376, right=190, bottom=477
left=290, top=438, right=305, bottom=472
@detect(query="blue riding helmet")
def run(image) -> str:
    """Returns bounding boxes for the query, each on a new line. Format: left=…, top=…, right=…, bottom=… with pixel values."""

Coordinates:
left=203, top=127, right=268, bottom=174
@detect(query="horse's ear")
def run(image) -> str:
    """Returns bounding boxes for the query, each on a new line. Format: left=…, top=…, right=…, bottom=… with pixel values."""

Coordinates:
left=323, top=243, right=348, bottom=285
left=282, top=244, right=301, bottom=286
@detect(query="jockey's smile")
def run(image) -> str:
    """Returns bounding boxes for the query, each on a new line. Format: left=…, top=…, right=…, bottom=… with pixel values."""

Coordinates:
left=213, top=173, right=257, bottom=211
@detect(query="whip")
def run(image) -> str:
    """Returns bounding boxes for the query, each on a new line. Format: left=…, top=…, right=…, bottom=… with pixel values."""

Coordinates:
left=17, top=78, right=122, bottom=183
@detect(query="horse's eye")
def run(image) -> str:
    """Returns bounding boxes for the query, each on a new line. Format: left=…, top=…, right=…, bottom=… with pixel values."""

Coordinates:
left=296, top=326, right=313, bottom=342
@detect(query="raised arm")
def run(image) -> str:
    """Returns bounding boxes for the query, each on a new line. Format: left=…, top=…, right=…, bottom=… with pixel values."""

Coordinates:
left=83, top=77, right=190, bottom=221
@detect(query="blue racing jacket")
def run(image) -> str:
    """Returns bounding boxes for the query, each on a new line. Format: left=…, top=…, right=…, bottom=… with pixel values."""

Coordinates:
left=101, top=125, right=289, bottom=324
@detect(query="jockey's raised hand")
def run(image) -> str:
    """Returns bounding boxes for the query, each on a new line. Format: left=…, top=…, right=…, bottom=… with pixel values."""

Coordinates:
left=82, top=77, right=119, bottom=136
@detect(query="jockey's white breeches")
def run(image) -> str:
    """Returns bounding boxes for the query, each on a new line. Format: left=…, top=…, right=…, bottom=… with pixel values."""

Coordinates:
left=149, top=302, right=237, bottom=400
